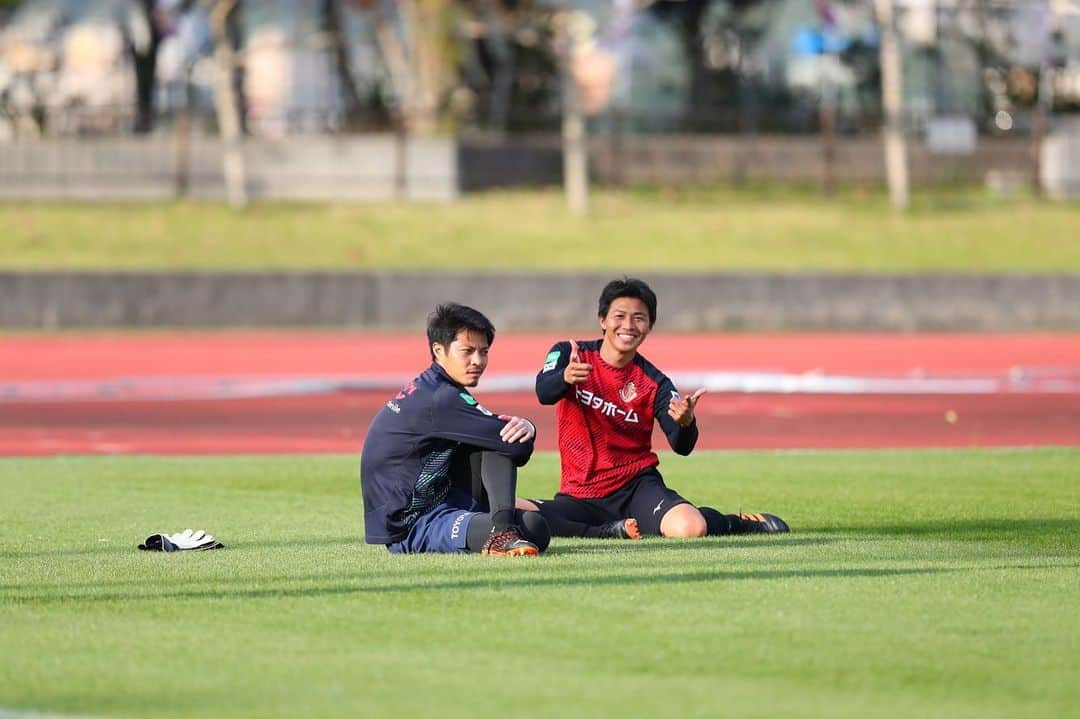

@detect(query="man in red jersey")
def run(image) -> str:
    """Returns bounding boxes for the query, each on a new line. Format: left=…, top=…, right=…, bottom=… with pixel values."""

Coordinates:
left=518, top=277, right=789, bottom=539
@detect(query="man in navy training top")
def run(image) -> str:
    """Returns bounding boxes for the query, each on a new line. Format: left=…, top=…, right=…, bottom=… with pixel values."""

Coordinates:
left=518, top=277, right=790, bottom=539
left=361, top=303, right=550, bottom=557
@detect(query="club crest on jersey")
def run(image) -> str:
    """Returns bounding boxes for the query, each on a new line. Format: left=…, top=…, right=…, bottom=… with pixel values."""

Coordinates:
left=619, top=381, right=638, bottom=403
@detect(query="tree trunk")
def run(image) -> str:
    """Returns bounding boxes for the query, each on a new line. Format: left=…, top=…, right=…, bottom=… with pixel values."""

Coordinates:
left=368, top=1, right=415, bottom=127
left=401, top=0, right=453, bottom=136
left=876, top=0, right=909, bottom=210
left=321, top=0, right=364, bottom=128
left=558, top=7, right=587, bottom=215
left=210, top=0, right=247, bottom=208
left=132, top=0, right=162, bottom=133
left=478, top=0, right=514, bottom=132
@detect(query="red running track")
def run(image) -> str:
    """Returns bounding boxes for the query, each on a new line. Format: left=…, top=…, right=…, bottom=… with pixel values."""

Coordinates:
left=1, top=332, right=1078, bottom=455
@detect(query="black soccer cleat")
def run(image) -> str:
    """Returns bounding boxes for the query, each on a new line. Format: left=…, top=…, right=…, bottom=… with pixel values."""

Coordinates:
left=596, top=518, right=641, bottom=540
left=735, top=512, right=790, bottom=534
left=481, top=528, right=540, bottom=557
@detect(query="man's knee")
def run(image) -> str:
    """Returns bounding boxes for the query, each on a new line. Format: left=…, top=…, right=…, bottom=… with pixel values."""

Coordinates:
left=660, top=504, right=707, bottom=538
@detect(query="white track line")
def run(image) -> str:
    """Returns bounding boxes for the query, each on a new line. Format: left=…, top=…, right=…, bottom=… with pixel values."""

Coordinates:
left=2, top=368, right=1079, bottom=403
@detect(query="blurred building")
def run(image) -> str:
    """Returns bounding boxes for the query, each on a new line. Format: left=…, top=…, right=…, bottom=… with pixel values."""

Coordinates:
left=0, top=0, right=154, bottom=135
left=562, top=0, right=1079, bottom=135
left=1, top=0, right=1077, bottom=140
left=0, top=0, right=1078, bottom=199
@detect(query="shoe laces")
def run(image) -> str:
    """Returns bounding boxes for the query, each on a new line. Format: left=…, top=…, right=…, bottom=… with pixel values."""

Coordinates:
left=486, top=527, right=525, bottom=548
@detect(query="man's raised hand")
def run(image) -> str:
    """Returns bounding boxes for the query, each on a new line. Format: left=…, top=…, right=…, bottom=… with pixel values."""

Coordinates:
left=563, top=340, right=592, bottom=385
left=498, top=415, right=536, bottom=444
left=668, top=388, right=706, bottom=427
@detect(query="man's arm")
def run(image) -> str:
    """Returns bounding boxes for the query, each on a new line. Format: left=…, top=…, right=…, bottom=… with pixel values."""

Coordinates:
left=430, top=389, right=535, bottom=466
left=535, top=341, right=573, bottom=404
left=654, top=380, right=701, bottom=456
left=536, top=340, right=591, bottom=405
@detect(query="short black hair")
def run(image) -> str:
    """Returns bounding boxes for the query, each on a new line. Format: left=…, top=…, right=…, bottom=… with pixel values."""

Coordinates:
left=598, top=277, right=657, bottom=326
left=426, top=303, right=496, bottom=359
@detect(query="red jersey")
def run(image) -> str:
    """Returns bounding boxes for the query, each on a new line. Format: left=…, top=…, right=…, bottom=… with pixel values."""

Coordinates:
left=535, top=339, right=698, bottom=498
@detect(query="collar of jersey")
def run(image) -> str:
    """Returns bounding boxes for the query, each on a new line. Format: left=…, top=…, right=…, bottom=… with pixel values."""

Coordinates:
left=596, top=339, right=639, bottom=372
left=428, top=361, right=468, bottom=390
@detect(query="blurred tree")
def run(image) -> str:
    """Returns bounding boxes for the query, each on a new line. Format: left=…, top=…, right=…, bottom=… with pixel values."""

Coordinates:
left=649, top=0, right=711, bottom=129
left=404, top=0, right=458, bottom=134
left=206, top=0, right=246, bottom=205
left=354, top=0, right=458, bottom=135
left=320, top=0, right=364, bottom=127
left=454, top=1, right=559, bottom=132
left=132, top=0, right=163, bottom=132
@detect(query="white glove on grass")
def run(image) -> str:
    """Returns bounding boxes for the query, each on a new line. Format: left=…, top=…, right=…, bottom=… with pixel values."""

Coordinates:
left=139, top=528, right=224, bottom=552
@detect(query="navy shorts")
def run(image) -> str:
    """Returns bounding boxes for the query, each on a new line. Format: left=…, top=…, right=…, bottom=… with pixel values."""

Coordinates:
left=534, top=467, right=690, bottom=536
left=387, top=489, right=483, bottom=554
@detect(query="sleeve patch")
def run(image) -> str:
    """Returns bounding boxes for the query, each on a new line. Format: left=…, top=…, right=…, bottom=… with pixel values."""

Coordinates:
left=542, top=350, right=561, bottom=372
left=460, top=391, right=493, bottom=415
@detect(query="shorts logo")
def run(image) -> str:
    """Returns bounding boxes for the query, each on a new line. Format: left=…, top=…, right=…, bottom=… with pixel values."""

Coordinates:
left=542, top=350, right=561, bottom=372
left=450, top=512, right=469, bottom=540
left=619, top=382, right=638, bottom=403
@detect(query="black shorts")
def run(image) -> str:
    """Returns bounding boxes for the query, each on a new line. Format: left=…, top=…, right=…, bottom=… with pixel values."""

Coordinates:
left=534, top=468, right=690, bottom=536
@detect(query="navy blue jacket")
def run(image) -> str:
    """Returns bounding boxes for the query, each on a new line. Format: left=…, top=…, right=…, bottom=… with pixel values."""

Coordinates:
left=360, top=363, right=534, bottom=545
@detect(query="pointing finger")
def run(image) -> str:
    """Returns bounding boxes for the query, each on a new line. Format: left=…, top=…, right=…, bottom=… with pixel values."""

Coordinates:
left=689, top=388, right=707, bottom=404
left=569, top=339, right=579, bottom=363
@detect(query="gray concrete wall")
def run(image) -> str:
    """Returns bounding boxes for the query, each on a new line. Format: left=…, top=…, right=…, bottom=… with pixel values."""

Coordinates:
left=590, top=135, right=1037, bottom=187
left=0, top=134, right=1049, bottom=203
left=0, top=135, right=458, bottom=202
left=2, top=271, right=1077, bottom=331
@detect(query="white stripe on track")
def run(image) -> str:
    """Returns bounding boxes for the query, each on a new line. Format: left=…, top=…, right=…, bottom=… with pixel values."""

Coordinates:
left=1, top=367, right=1079, bottom=404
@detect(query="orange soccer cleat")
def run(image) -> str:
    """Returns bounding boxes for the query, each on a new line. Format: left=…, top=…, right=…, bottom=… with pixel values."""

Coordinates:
left=481, top=528, right=540, bottom=557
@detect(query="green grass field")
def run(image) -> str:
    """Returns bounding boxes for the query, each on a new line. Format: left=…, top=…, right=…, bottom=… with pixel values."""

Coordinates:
left=2, top=448, right=1077, bottom=718
left=3, top=186, right=1079, bottom=272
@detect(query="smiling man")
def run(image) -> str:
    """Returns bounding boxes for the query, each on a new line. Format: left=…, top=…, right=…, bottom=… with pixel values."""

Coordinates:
left=361, top=303, right=549, bottom=556
left=519, top=277, right=789, bottom=540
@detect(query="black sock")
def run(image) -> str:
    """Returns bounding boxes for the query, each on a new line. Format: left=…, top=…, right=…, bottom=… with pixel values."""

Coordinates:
left=581, top=524, right=610, bottom=539
left=466, top=514, right=493, bottom=551
left=700, top=506, right=741, bottom=536
left=480, top=452, right=516, bottom=531
left=466, top=509, right=551, bottom=552
left=517, top=509, right=551, bottom=551
left=533, top=505, right=595, bottom=538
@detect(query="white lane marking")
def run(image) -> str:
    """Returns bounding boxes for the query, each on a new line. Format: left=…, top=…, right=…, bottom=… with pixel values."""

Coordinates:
left=2, top=367, right=1079, bottom=403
